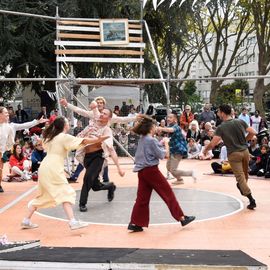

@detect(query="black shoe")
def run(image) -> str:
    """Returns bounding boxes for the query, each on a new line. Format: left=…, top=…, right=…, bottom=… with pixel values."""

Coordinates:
left=0, top=186, right=4, bottom=192
left=67, top=177, right=77, bottom=183
left=180, top=215, right=196, bottom=226
left=247, top=200, right=256, bottom=210
left=107, top=184, right=116, bottom=202
left=128, top=223, right=143, bottom=232
left=79, top=205, right=87, bottom=212
left=236, top=183, right=244, bottom=195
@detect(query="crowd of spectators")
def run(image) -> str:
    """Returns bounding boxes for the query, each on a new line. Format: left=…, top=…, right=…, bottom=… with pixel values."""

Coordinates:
left=3, top=101, right=270, bottom=182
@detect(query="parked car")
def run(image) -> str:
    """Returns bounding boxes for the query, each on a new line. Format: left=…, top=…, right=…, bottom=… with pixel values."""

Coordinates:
left=154, top=106, right=182, bottom=123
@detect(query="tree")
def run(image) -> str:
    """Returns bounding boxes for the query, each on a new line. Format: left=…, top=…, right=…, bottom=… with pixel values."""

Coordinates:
left=143, top=0, right=199, bottom=104
left=250, top=0, right=270, bottom=115
left=189, top=0, right=254, bottom=104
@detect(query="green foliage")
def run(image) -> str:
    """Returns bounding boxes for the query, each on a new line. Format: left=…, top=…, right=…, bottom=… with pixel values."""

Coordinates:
left=216, top=79, right=249, bottom=107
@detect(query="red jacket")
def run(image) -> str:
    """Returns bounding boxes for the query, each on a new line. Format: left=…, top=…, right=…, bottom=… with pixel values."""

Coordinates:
left=179, top=112, right=194, bottom=130
left=9, top=155, right=27, bottom=170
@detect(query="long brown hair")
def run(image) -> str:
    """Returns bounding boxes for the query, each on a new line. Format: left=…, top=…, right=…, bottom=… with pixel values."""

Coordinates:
left=12, top=144, right=24, bottom=161
left=132, top=115, right=156, bottom=135
left=42, top=116, right=66, bottom=143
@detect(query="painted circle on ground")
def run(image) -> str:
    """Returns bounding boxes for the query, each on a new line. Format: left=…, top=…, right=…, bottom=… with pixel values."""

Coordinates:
left=37, top=187, right=243, bottom=225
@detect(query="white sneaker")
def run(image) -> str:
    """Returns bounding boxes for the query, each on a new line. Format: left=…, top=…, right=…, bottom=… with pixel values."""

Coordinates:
left=22, top=172, right=32, bottom=181
left=192, top=170, right=197, bottom=183
left=69, top=220, right=88, bottom=230
left=21, top=221, right=39, bottom=229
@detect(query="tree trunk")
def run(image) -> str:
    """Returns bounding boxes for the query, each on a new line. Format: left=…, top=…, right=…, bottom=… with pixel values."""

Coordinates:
left=210, top=80, right=222, bottom=105
left=253, top=79, right=266, bottom=116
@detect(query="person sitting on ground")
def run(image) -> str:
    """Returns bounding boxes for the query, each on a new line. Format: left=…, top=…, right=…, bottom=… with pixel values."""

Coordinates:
left=248, top=135, right=261, bottom=167
left=22, top=139, right=34, bottom=161
left=9, top=143, right=32, bottom=181
left=211, top=145, right=232, bottom=174
left=249, top=144, right=269, bottom=177
left=200, top=122, right=212, bottom=144
left=31, top=137, right=46, bottom=181
left=187, top=138, right=201, bottom=159
left=186, top=120, right=201, bottom=144
left=199, top=140, right=214, bottom=160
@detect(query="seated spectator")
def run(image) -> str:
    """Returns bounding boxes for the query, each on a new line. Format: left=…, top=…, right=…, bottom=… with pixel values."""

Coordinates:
left=31, top=139, right=46, bottom=181
left=248, top=136, right=260, bottom=166
left=113, top=105, right=120, bottom=116
left=186, top=120, right=201, bottom=144
left=261, top=136, right=270, bottom=147
left=9, top=144, right=31, bottom=181
left=211, top=145, right=232, bottom=174
left=249, top=144, right=269, bottom=176
left=200, top=122, right=212, bottom=144
left=199, top=140, right=214, bottom=160
left=22, top=139, right=34, bottom=160
left=49, top=108, right=59, bottom=124
left=73, top=119, right=84, bottom=136
left=187, top=138, right=201, bottom=159
left=156, top=119, right=167, bottom=141
left=180, top=105, right=194, bottom=130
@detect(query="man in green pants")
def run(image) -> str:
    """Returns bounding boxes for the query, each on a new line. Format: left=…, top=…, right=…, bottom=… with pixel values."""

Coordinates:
left=203, top=104, right=257, bottom=210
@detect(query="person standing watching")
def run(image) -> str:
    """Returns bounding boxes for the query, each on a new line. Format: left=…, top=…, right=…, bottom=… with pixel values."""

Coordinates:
left=180, top=105, right=194, bottom=130
left=203, top=104, right=257, bottom=210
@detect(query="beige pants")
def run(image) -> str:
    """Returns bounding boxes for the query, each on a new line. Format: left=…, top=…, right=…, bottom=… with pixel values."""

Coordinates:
left=166, top=154, right=192, bottom=180
left=228, top=149, right=251, bottom=196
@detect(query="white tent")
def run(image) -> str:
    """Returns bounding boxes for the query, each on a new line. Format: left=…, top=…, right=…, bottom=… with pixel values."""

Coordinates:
left=89, top=86, right=143, bottom=110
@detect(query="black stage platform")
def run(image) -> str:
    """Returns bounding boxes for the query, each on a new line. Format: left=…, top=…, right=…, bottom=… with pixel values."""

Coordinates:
left=0, top=247, right=267, bottom=270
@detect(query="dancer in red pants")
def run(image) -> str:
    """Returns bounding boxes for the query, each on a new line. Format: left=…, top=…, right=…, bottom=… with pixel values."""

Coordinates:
left=128, top=116, right=195, bottom=232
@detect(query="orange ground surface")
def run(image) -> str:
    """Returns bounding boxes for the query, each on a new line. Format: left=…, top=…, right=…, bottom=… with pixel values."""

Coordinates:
left=0, top=158, right=269, bottom=267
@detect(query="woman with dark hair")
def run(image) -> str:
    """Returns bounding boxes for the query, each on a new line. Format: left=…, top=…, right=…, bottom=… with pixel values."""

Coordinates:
left=128, top=116, right=195, bottom=232
left=9, top=143, right=31, bottom=180
left=21, top=116, right=108, bottom=230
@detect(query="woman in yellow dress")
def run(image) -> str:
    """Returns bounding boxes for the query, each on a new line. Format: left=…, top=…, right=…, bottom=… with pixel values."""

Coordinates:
left=21, top=116, right=108, bottom=230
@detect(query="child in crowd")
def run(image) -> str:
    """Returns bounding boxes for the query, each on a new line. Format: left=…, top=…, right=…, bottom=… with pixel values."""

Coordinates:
left=31, top=137, right=46, bottom=181
left=249, top=144, right=269, bottom=177
left=22, top=139, right=34, bottom=160
left=128, top=116, right=195, bottom=232
left=187, top=138, right=201, bottom=159
left=199, top=140, right=214, bottom=160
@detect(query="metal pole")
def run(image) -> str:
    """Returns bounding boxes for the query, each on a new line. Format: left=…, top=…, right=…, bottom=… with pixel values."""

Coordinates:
left=0, top=9, right=56, bottom=20
left=139, top=0, right=144, bottom=113
left=143, top=20, right=168, bottom=97
left=166, top=68, right=171, bottom=116
left=55, top=6, right=63, bottom=115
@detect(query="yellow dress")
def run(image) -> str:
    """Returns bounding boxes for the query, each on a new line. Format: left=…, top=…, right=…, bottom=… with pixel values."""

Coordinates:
left=31, top=133, right=84, bottom=209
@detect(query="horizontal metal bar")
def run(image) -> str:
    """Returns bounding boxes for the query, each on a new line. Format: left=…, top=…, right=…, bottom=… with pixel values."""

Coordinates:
left=0, top=9, right=142, bottom=24
left=1, top=75, right=270, bottom=83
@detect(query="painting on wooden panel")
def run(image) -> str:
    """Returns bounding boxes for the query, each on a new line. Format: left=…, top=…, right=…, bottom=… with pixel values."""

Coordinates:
left=100, top=19, right=129, bottom=45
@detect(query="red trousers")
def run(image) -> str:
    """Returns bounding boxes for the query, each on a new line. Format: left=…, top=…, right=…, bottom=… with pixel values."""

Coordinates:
left=130, top=165, right=184, bottom=227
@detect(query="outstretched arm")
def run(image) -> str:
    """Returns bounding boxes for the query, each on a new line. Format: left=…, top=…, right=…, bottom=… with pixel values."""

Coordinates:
left=60, top=98, right=95, bottom=119
left=11, top=116, right=48, bottom=132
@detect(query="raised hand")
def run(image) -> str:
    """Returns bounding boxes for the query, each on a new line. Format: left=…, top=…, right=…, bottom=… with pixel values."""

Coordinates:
left=60, top=98, right=68, bottom=107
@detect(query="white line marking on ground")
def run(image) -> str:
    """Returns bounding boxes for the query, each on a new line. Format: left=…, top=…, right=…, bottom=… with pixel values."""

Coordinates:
left=0, top=185, right=37, bottom=214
